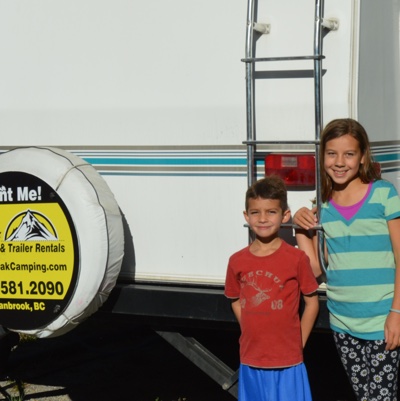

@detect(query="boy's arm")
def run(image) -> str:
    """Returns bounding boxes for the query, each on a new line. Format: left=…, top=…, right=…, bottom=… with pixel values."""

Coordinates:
left=301, top=292, right=319, bottom=347
left=231, top=299, right=241, bottom=323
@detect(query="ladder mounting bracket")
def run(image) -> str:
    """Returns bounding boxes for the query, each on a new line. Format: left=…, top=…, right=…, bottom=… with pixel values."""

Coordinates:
left=321, top=18, right=339, bottom=31
left=252, top=22, right=270, bottom=34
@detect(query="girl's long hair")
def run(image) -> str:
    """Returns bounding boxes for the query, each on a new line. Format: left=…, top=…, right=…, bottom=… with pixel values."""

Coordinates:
left=320, top=118, right=381, bottom=202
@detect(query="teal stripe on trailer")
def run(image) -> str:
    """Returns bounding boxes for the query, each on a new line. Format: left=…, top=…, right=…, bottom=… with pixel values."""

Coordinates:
left=100, top=172, right=247, bottom=177
left=374, top=154, right=400, bottom=162
left=83, top=157, right=247, bottom=166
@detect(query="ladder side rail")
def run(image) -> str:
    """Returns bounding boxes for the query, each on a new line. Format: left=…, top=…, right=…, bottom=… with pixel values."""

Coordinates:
left=245, top=0, right=257, bottom=188
left=313, top=0, right=328, bottom=273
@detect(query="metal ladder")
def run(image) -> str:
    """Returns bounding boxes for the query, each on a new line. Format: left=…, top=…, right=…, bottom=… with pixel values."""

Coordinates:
left=242, top=0, right=338, bottom=272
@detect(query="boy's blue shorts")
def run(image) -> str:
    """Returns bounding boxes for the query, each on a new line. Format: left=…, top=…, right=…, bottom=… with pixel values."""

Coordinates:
left=239, top=362, right=313, bottom=401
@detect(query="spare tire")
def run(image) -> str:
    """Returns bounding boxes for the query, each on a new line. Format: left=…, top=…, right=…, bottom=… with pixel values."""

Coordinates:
left=0, top=147, right=124, bottom=337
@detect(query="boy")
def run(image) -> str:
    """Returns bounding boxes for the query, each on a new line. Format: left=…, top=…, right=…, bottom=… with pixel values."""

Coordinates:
left=225, top=176, right=319, bottom=401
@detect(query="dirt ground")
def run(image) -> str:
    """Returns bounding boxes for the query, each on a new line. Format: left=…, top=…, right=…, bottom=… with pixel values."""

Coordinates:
left=0, top=312, right=356, bottom=401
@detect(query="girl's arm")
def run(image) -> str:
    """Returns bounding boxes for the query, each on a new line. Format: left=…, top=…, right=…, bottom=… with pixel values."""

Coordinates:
left=295, top=229, right=323, bottom=278
left=385, top=218, right=400, bottom=350
left=231, top=299, right=241, bottom=324
left=301, top=291, right=319, bottom=347
left=293, top=206, right=323, bottom=278
left=293, top=206, right=318, bottom=230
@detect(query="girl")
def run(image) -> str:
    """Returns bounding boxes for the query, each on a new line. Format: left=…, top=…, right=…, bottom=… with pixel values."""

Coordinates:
left=293, top=118, right=400, bottom=401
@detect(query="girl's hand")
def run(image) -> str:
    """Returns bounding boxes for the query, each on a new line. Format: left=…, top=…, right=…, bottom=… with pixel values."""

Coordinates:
left=293, top=206, right=318, bottom=230
left=384, top=311, right=400, bottom=350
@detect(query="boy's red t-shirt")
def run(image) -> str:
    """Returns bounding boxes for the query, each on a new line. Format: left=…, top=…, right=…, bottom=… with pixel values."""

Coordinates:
left=224, top=240, right=318, bottom=368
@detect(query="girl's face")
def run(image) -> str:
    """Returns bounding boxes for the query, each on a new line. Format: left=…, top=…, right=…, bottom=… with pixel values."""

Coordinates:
left=323, top=134, right=365, bottom=187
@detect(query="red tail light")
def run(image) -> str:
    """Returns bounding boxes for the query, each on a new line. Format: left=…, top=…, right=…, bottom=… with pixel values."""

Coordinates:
left=265, top=154, right=315, bottom=187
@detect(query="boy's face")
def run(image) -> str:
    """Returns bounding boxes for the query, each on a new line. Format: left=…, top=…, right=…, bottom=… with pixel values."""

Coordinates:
left=244, top=197, right=290, bottom=239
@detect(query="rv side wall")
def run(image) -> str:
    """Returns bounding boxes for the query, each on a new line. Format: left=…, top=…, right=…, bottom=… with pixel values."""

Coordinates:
left=0, top=1, right=399, bottom=286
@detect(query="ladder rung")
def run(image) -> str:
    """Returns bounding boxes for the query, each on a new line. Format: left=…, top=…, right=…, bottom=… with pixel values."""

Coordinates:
left=282, top=223, right=324, bottom=230
left=241, top=55, right=325, bottom=63
left=254, top=70, right=324, bottom=79
left=248, top=223, right=324, bottom=230
left=243, top=140, right=320, bottom=145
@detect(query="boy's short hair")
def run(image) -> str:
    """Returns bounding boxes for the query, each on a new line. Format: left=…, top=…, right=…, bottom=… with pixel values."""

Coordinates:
left=245, top=175, right=289, bottom=212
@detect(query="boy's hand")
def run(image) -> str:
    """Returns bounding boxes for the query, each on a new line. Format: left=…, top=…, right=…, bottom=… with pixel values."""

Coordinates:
left=293, top=207, right=318, bottom=230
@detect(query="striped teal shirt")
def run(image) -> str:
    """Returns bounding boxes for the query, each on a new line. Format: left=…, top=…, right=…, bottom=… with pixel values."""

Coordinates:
left=322, top=179, right=400, bottom=340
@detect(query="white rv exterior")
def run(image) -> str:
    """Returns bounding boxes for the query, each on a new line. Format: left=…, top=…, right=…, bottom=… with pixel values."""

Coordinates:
left=0, top=1, right=399, bottom=397
left=0, top=0, right=399, bottom=288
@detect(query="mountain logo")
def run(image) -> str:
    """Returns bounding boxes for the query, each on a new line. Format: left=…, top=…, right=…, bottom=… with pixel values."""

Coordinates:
left=5, top=210, right=58, bottom=241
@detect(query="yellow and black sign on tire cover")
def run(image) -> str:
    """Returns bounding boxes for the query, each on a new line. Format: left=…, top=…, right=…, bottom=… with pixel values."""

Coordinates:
left=0, top=147, right=124, bottom=338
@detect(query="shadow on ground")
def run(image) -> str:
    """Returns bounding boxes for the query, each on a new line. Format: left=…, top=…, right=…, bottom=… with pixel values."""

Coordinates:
left=0, top=312, right=361, bottom=401
left=0, top=313, right=239, bottom=401
left=304, top=331, right=356, bottom=401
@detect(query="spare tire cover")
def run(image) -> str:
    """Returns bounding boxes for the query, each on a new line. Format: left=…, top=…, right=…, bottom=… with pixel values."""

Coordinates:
left=0, top=147, right=124, bottom=338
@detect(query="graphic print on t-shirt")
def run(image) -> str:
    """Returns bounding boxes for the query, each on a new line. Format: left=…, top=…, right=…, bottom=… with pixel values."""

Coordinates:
left=240, top=269, right=284, bottom=311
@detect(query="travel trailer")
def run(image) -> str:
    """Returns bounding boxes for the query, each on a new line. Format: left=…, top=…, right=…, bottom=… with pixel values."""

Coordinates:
left=0, top=0, right=399, bottom=397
